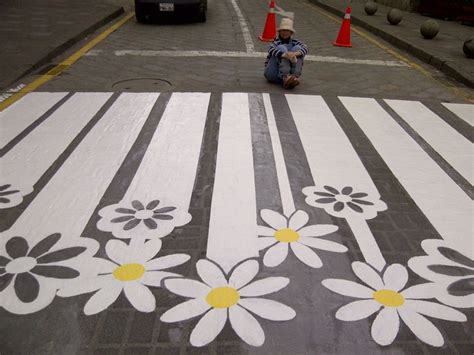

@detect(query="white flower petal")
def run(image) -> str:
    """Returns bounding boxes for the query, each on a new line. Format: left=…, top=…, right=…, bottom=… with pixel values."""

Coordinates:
left=352, top=262, right=384, bottom=290
left=258, top=237, right=277, bottom=251
left=83, top=283, right=123, bottom=315
left=160, top=298, right=211, bottom=322
left=190, top=308, right=227, bottom=347
left=404, top=300, right=467, bottom=322
left=383, top=264, right=408, bottom=291
left=57, top=275, right=112, bottom=297
left=229, top=260, right=259, bottom=289
left=106, top=238, right=162, bottom=265
left=164, top=278, right=211, bottom=298
left=263, top=242, right=288, bottom=267
left=141, top=271, right=181, bottom=287
left=335, top=299, right=381, bottom=321
left=124, top=282, right=156, bottom=312
left=140, top=238, right=164, bottom=262
left=258, top=225, right=276, bottom=237
left=105, top=239, right=131, bottom=264
left=239, top=277, right=289, bottom=297
left=298, top=238, right=347, bottom=253
left=298, top=224, right=338, bottom=237
left=196, top=259, right=227, bottom=287
left=260, top=209, right=287, bottom=230
left=398, top=307, right=444, bottom=347
left=322, top=279, right=374, bottom=298
left=371, top=307, right=400, bottom=346
left=238, top=298, right=296, bottom=321
left=401, top=283, right=438, bottom=299
left=291, top=242, right=323, bottom=268
left=289, top=210, right=309, bottom=230
left=145, top=254, right=190, bottom=271
left=229, top=305, right=265, bottom=346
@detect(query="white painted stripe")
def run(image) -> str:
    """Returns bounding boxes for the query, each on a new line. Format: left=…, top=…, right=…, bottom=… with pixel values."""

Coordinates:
left=442, top=103, right=474, bottom=126
left=263, top=94, right=295, bottom=216
left=229, top=0, right=255, bottom=53
left=1, top=93, right=111, bottom=180
left=340, top=97, right=473, bottom=258
left=287, top=94, right=386, bottom=271
left=385, top=99, right=473, bottom=185
left=114, top=50, right=408, bottom=67
left=8, top=93, right=158, bottom=245
left=0, top=92, right=68, bottom=148
left=207, top=93, right=258, bottom=273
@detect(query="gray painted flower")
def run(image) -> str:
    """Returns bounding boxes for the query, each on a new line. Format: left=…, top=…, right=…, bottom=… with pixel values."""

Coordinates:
left=0, top=184, right=20, bottom=204
left=0, top=234, right=85, bottom=303
left=313, top=185, right=374, bottom=213
left=111, top=200, right=176, bottom=231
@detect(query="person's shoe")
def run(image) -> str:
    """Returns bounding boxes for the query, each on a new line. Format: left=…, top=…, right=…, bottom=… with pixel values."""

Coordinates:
left=292, top=76, right=300, bottom=87
left=283, top=75, right=294, bottom=89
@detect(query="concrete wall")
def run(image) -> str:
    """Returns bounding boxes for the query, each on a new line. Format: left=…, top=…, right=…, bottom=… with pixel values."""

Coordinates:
left=375, top=0, right=420, bottom=11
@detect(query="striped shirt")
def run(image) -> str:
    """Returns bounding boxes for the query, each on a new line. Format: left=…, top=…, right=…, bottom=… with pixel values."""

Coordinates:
left=265, top=36, right=309, bottom=67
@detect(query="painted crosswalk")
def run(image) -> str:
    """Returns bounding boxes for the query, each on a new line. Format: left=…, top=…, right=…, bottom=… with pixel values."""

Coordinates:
left=0, top=92, right=472, bottom=349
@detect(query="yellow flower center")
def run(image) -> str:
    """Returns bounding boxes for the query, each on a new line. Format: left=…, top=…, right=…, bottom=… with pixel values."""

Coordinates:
left=373, top=289, right=405, bottom=307
left=113, top=263, right=145, bottom=281
left=206, top=287, right=240, bottom=308
left=274, top=228, right=300, bottom=243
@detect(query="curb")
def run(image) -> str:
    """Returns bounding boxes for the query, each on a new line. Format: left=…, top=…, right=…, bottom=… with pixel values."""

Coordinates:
left=5, top=7, right=125, bottom=90
left=308, top=0, right=474, bottom=88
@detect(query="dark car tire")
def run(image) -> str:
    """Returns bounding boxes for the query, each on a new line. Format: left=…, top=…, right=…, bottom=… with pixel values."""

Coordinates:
left=136, top=9, right=147, bottom=23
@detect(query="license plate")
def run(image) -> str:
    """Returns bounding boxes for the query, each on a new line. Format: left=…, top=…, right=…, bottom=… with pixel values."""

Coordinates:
left=159, top=3, right=174, bottom=11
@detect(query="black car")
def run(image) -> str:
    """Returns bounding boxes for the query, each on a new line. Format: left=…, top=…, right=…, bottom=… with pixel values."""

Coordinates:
left=135, top=0, right=207, bottom=23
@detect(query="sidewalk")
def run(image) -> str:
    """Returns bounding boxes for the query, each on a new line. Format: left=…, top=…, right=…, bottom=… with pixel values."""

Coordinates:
left=0, top=0, right=124, bottom=91
left=309, top=0, right=474, bottom=88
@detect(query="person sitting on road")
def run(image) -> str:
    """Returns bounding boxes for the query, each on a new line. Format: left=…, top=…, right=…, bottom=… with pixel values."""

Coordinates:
left=264, top=18, right=308, bottom=89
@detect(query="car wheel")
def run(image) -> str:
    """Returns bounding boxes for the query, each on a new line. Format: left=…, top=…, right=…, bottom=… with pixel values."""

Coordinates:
left=197, top=9, right=206, bottom=22
left=136, top=9, right=147, bottom=23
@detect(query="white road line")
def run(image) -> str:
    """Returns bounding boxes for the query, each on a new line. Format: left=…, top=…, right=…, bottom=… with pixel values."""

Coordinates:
left=114, top=50, right=408, bottom=67
left=442, top=103, right=474, bottom=126
left=97, top=93, right=210, bottom=241
left=229, top=0, right=255, bottom=53
left=263, top=93, right=295, bottom=216
left=0, top=93, right=112, bottom=208
left=206, top=93, right=258, bottom=273
left=0, top=92, right=68, bottom=148
left=340, top=97, right=473, bottom=258
left=385, top=99, right=473, bottom=185
left=288, top=94, right=386, bottom=271
left=8, top=93, right=158, bottom=243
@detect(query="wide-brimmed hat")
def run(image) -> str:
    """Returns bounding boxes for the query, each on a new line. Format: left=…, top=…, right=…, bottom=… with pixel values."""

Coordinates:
left=278, top=18, right=295, bottom=33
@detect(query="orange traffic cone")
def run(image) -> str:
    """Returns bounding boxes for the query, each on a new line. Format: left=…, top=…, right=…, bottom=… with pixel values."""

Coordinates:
left=333, top=6, right=352, bottom=47
left=259, top=0, right=276, bottom=42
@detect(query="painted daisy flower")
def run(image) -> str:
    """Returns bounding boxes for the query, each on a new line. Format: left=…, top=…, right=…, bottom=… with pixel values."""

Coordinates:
left=303, top=184, right=387, bottom=219
left=409, top=239, right=474, bottom=309
left=97, top=198, right=191, bottom=240
left=57, top=238, right=190, bottom=315
left=160, top=259, right=295, bottom=347
left=0, top=233, right=98, bottom=314
left=322, top=262, right=467, bottom=347
left=0, top=182, right=33, bottom=209
left=257, top=209, right=347, bottom=268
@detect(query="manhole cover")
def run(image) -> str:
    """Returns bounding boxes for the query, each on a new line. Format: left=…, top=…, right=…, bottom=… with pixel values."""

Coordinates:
left=112, top=78, right=172, bottom=91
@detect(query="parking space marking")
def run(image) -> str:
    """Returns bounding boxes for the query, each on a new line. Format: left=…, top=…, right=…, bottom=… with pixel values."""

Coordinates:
left=114, top=49, right=408, bottom=67
left=229, top=0, right=255, bottom=53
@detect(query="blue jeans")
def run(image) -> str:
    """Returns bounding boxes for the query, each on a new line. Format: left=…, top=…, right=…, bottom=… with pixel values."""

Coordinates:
left=264, top=44, right=304, bottom=84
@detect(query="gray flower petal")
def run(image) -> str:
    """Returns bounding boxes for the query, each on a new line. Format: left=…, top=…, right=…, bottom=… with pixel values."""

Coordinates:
left=132, top=200, right=144, bottom=211
left=0, top=197, right=10, bottom=203
left=324, top=186, right=340, bottom=195
left=146, top=200, right=160, bottom=210
left=124, top=218, right=141, bottom=231
left=153, top=206, right=176, bottom=214
left=144, top=218, right=158, bottom=229
left=0, top=273, right=14, bottom=292
left=14, top=272, right=39, bottom=303
left=350, top=192, right=368, bottom=198
left=352, top=199, right=374, bottom=206
left=152, top=214, right=173, bottom=220
left=31, top=265, right=80, bottom=279
left=447, top=277, right=474, bottom=297
left=347, top=202, right=363, bottom=213
left=0, top=190, right=19, bottom=197
left=37, top=247, right=86, bottom=264
left=342, top=186, right=353, bottom=195
left=0, top=256, right=11, bottom=267
left=111, top=215, right=135, bottom=223
left=314, top=192, right=335, bottom=197
left=428, top=265, right=474, bottom=277
left=115, top=208, right=136, bottom=214
left=334, top=202, right=345, bottom=212
left=6, top=237, right=29, bottom=259
left=28, top=233, right=61, bottom=258
left=438, top=247, right=474, bottom=269
left=315, top=198, right=336, bottom=204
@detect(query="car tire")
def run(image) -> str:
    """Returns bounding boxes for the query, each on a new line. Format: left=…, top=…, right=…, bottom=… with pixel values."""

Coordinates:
left=136, top=9, right=147, bottom=23
left=197, top=9, right=206, bottom=22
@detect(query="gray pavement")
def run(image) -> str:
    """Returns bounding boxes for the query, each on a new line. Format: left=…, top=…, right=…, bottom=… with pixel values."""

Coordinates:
left=0, top=0, right=123, bottom=91
left=310, top=0, right=474, bottom=88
